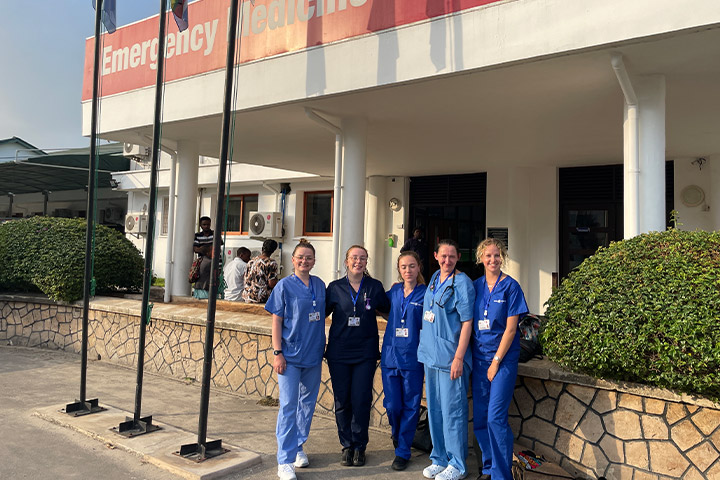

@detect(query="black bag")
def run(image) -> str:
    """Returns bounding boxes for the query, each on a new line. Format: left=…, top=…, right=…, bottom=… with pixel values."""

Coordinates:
left=412, top=405, right=433, bottom=453
left=518, top=314, right=543, bottom=363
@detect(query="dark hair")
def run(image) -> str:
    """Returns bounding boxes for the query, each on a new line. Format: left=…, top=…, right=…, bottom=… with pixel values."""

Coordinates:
left=262, top=239, right=278, bottom=255
left=397, top=251, right=426, bottom=285
left=293, top=238, right=315, bottom=256
left=199, top=216, right=211, bottom=223
left=435, top=238, right=460, bottom=254
left=237, top=246, right=251, bottom=257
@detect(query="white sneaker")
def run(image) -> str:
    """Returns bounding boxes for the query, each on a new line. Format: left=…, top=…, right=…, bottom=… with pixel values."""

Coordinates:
left=423, top=464, right=447, bottom=478
left=277, top=463, right=296, bottom=480
left=436, top=464, right=467, bottom=480
left=294, top=450, right=309, bottom=468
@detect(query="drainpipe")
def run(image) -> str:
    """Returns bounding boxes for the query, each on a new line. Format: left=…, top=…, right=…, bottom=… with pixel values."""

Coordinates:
left=304, top=108, right=343, bottom=279
left=163, top=152, right=178, bottom=303
left=262, top=182, right=284, bottom=273
left=611, top=53, right=640, bottom=238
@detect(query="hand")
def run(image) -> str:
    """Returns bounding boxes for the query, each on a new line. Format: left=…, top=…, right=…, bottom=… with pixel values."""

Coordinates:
left=450, top=357, right=464, bottom=380
left=273, top=353, right=286, bottom=375
left=487, top=361, right=499, bottom=382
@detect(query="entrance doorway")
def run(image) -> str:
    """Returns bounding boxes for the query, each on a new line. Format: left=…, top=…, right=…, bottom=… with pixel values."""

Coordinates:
left=409, top=173, right=487, bottom=280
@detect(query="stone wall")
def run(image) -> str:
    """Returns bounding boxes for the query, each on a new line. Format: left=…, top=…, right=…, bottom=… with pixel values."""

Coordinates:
left=2, top=295, right=719, bottom=479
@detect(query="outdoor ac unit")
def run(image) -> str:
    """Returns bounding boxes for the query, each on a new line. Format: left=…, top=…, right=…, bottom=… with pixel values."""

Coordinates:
left=248, top=211, right=282, bottom=238
left=123, top=143, right=149, bottom=158
left=125, top=214, right=148, bottom=234
left=223, top=246, right=238, bottom=264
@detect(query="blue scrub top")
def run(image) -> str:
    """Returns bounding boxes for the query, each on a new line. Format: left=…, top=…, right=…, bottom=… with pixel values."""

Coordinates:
left=417, top=270, right=474, bottom=371
left=381, top=282, right=427, bottom=371
left=265, top=274, right=327, bottom=368
left=325, top=275, right=391, bottom=363
left=472, top=274, right=528, bottom=362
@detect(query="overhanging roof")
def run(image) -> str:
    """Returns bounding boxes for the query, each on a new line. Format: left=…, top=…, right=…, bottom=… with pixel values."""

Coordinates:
left=0, top=143, right=129, bottom=196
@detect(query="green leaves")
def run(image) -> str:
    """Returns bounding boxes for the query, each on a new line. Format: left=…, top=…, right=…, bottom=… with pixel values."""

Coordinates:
left=542, top=230, right=720, bottom=400
left=0, top=217, right=143, bottom=302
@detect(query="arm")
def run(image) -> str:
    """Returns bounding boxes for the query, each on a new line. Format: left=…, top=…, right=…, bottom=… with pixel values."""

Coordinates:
left=450, top=320, right=472, bottom=380
left=271, top=314, right=286, bottom=374
left=487, top=314, right=519, bottom=381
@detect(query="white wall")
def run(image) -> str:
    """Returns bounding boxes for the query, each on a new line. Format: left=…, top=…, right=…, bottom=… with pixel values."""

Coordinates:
left=674, top=157, right=716, bottom=231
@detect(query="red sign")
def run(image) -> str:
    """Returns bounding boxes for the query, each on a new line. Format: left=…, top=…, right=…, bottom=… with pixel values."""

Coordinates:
left=82, top=0, right=503, bottom=100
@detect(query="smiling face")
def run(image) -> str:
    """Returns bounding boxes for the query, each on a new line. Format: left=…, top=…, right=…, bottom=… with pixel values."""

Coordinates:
left=434, top=244, right=459, bottom=275
left=397, top=254, right=420, bottom=285
left=481, top=244, right=503, bottom=276
left=345, top=247, right=368, bottom=277
left=292, top=246, right=315, bottom=275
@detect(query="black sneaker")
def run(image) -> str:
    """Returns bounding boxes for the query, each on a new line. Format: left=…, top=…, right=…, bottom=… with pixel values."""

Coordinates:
left=341, top=448, right=353, bottom=466
left=391, top=456, right=409, bottom=471
left=353, top=449, right=366, bottom=466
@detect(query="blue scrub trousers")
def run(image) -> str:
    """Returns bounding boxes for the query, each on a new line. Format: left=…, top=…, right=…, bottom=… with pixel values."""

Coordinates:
left=328, top=359, right=377, bottom=450
left=425, top=365, right=470, bottom=475
left=471, top=358, right=518, bottom=480
left=276, top=363, right=323, bottom=464
left=381, top=367, right=424, bottom=460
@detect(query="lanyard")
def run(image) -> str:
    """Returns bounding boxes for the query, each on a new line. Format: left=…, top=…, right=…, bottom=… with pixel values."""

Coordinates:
left=400, top=284, right=416, bottom=322
left=483, top=275, right=503, bottom=317
left=293, top=274, right=316, bottom=311
left=347, top=276, right=365, bottom=314
left=431, top=269, right=454, bottom=307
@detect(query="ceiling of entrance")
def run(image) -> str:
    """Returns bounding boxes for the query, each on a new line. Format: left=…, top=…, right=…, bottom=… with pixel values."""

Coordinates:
left=103, top=26, right=720, bottom=177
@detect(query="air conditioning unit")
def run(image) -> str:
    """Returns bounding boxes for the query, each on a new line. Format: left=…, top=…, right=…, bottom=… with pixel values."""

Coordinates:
left=125, top=214, right=148, bottom=234
left=248, top=211, right=282, bottom=238
left=123, top=143, right=149, bottom=158
left=223, top=246, right=238, bottom=264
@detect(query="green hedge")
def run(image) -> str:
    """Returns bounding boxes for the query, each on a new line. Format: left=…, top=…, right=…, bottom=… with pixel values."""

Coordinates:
left=542, top=229, right=720, bottom=400
left=0, top=217, right=143, bottom=302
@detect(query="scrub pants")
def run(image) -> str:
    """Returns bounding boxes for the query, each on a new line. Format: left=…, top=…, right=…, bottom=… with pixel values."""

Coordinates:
left=381, top=367, right=424, bottom=460
left=425, top=365, right=470, bottom=475
left=471, top=358, right=518, bottom=480
left=276, top=363, right=323, bottom=464
left=328, top=359, right=377, bottom=451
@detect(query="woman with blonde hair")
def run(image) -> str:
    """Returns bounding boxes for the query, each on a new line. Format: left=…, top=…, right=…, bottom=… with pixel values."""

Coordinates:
left=472, top=238, right=528, bottom=480
left=381, top=251, right=427, bottom=471
left=325, top=245, right=390, bottom=467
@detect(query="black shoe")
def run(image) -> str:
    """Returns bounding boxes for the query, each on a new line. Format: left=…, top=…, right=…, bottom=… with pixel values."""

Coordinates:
left=391, top=456, right=409, bottom=471
left=352, top=449, right=366, bottom=466
left=477, top=474, right=491, bottom=480
left=341, top=448, right=353, bottom=466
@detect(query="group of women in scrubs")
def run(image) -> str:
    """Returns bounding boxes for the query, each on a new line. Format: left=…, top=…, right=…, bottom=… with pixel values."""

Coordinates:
left=267, top=236, right=527, bottom=480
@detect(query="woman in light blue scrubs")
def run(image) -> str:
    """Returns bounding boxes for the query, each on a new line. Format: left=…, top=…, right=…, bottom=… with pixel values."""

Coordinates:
left=417, top=239, right=475, bottom=480
left=381, top=251, right=427, bottom=471
left=266, top=239, right=326, bottom=480
left=472, top=238, right=528, bottom=480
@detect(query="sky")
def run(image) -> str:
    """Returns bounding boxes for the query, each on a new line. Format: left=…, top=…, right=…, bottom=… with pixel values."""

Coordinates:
left=0, top=2, right=160, bottom=150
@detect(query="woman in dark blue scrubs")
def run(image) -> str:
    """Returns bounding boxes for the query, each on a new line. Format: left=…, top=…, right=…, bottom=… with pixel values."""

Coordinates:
left=381, top=251, right=427, bottom=471
left=325, top=245, right=390, bottom=467
left=471, top=238, right=528, bottom=480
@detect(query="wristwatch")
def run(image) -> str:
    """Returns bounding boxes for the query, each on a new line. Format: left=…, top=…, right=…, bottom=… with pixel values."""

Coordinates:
left=493, top=355, right=501, bottom=363
left=273, top=349, right=283, bottom=356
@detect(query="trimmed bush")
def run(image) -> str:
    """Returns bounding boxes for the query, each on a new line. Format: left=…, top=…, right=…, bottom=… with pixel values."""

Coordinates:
left=0, top=217, right=143, bottom=302
left=542, top=229, right=720, bottom=399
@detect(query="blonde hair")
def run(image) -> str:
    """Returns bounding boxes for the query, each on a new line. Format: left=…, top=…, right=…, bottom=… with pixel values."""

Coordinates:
left=396, top=251, right=426, bottom=285
left=475, top=238, right=508, bottom=268
left=345, top=245, right=371, bottom=277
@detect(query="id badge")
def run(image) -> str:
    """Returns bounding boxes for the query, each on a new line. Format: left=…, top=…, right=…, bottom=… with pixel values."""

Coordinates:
left=309, top=311, right=321, bottom=322
left=478, top=319, right=490, bottom=331
left=395, top=327, right=409, bottom=338
left=348, top=316, right=360, bottom=327
left=423, top=310, right=435, bottom=323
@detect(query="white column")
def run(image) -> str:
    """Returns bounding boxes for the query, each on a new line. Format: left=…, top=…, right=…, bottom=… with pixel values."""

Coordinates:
left=711, top=155, right=720, bottom=230
left=340, top=117, right=368, bottom=258
left=366, top=176, right=386, bottom=282
left=637, top=75, right=666, bottom=233
left=170, top=141, right=199, bottom=297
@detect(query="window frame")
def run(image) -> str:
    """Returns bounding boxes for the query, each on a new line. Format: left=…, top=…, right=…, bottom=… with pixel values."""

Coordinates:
left=303, top=190, right=334, bottom=237
left=227, top=194, right=259, bottom=235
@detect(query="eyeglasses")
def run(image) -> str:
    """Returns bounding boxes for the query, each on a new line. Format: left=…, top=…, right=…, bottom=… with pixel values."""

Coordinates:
left=294, top=255, right=315, bottom=261
left=349, top=256, right=368, bottom=262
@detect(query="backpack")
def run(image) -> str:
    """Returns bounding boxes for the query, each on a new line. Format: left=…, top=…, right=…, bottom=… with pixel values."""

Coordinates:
left=518, top=314, right=543, bottom=363
left=188, top=256, right=203, bottom=283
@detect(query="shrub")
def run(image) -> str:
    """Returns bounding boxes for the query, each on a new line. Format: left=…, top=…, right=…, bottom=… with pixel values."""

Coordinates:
left=0, top=217, right=143, bottom=302
left=542, top=229, right=720, bottom=400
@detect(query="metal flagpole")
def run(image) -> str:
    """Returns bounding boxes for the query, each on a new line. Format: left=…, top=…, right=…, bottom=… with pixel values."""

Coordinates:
left=65, top=0, right=106, bottom=417
left=178, top=0, right=240, bottom=461
left=112, top=0, right=169, bottom=437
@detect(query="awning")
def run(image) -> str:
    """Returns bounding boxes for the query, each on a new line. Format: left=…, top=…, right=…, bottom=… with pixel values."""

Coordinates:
left=0, top=143, right=129, bottom=195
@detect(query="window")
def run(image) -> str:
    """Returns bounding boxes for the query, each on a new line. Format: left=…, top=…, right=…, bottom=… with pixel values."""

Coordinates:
left=303, top=191, right=333, bottom=236
left=227, top=194, right=258, bottom=234
left=161, top=196, right=169, bottom=235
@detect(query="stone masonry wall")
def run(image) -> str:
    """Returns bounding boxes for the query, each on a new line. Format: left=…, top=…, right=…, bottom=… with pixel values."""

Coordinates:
left=3, top=297, right=720, bottom=479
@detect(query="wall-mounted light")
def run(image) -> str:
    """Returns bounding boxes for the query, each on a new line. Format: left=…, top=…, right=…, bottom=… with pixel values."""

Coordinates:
left=388, top=197, right=401, bottom=211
